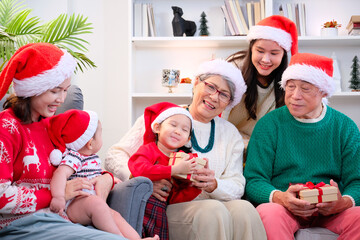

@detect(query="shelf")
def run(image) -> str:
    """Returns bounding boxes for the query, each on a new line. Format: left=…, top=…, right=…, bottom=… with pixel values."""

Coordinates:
left=298, top=36, right=360, bottom=47
left=132, top=35, right=360, bottom=48
left=132, top=36, right=248, bottom=48
left=132, top=92, right=192, bottom=98
left=133, top=92, right=360, bottom=98
left=331, top=91, right=360, bottom=97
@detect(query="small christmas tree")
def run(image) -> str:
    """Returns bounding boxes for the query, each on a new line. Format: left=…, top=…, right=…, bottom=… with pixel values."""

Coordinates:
left=349, top=55, right=360, bottom=91
left=199, top=11, right=209, bottom=36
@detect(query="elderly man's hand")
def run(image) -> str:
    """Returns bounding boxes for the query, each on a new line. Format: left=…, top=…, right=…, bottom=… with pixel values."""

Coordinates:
left=316, top=179, right=353, bottom=216
left=273, top=184, right=318, bottom=217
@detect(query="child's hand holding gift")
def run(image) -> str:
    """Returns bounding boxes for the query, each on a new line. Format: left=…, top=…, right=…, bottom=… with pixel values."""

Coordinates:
left=171, top=154, right=197, bottom=176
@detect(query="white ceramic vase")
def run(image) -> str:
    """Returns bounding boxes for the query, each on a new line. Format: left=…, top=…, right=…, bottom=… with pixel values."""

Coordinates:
left=321, top=28, right=338, bottom=37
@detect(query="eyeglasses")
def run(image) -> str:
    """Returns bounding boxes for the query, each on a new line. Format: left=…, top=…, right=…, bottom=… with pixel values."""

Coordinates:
left=202, top=81, right=232, bottom=103
left=285, top=83, right=320, bottom=96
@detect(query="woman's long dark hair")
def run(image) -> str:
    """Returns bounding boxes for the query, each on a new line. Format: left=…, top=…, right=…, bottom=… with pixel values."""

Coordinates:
left=3, top=94, right=33, bottom=124
left=227, top=40, right=287, bottom=120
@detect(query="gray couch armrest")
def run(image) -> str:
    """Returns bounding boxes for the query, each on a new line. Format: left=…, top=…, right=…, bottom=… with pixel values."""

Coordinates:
left=107, top=176, right=153, bottom=235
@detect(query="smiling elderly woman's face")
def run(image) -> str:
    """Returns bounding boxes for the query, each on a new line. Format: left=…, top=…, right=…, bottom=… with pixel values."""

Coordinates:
left=190, top=75, right=232, bottom=123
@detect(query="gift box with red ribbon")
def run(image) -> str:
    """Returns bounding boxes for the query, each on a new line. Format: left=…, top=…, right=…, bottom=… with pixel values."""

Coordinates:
left=169, top=152, right=206, bottom=182
left=298, top=182, right=338, bottom=204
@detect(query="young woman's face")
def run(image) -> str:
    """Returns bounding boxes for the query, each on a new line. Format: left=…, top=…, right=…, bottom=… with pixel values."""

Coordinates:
left=154, top=114, right=191, bottom=154
left=251, top=39, right=285, bottom=78
left=285, top=80, right=326, bottom=119
left=30, top=77, right=71, bottom=122
left=190, top=75, right=231, bottom=123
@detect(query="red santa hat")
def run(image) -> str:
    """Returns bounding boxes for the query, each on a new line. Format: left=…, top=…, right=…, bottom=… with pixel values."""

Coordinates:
left=247, top=15, right=298, bottom=55
left=143, top=102, right=193, bottom=144
left=194, top=58, right=246, bottom=111
left=48, top=109, right=98, bottom=165
left=0, top=42, right=76, bottom=100
left=280, top=53, right=335, bottom=97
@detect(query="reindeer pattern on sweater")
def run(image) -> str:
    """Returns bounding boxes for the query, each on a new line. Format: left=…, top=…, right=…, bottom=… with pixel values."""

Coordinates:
left=0, top=109, right=55, bottom=229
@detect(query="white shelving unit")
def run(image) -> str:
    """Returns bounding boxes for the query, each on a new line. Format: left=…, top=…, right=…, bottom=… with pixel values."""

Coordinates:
left=129, top=0, right=360, bottom=127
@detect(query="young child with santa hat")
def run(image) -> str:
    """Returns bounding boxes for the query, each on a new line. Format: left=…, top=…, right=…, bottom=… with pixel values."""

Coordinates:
left=128, top=102, right=201, bottom=240
left=48, top=109, right=159, bottom=240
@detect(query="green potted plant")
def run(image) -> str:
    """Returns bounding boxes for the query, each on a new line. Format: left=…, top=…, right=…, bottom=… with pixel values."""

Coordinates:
left=0, top=0, right=96, bottom=75
left=321, top=20, right=341, bottom=37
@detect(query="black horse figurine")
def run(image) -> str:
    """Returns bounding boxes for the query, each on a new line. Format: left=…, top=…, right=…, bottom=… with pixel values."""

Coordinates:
left=171, top=6, right=196, bottom=36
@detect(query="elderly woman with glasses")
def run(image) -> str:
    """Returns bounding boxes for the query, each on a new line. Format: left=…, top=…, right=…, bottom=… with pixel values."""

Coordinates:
left=244, top=53, right=360, bottom=239
left=105, top=59, right=266, bottom=240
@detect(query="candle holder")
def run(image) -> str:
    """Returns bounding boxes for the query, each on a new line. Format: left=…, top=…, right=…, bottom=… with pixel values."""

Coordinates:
left=162, top=69, right=180, bottom=93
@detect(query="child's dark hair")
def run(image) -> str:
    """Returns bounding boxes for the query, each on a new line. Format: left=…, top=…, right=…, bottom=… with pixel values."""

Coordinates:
left=177, top=145, right=192, bottom=153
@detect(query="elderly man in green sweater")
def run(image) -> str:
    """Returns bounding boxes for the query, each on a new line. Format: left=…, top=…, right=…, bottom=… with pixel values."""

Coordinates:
left=244, top=52, right=360, bottom=240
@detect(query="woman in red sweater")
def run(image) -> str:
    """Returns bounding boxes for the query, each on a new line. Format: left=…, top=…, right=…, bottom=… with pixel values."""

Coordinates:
left=0, top=43, right=125, bottom=239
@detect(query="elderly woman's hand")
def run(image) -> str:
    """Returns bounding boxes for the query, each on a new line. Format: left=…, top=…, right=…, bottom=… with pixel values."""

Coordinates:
left=273, top=184, right=318, bottom=217
left=192, top=158, right=217, bottom=193
left=65, top=178, right=92, bottom=201
left=153, top=179, right=172, bottom=202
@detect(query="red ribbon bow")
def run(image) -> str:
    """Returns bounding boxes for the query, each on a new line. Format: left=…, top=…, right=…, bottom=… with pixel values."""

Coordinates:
left=304, top=181, right=326, bottom=203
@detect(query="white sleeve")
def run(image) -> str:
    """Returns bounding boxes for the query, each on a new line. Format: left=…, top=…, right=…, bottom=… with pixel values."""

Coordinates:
left=202, top=119, right=246, bottom=201
left=104, top=115, right=145, bottom=181
left=210, top=132, right=245, bottom=201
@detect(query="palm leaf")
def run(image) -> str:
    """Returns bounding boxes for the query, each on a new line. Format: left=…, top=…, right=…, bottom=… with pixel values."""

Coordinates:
left=41, top=13, right=93, bottom=53
left=0, top=0, right=25, bottom=27
left=0, top=0, right=96, bottom=73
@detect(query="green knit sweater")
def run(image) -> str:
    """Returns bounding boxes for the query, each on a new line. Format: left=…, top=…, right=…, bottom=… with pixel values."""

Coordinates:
left=244, top=106, right=360, bottom=206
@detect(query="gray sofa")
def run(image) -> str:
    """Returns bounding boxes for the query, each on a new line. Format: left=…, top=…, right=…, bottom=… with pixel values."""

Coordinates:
left=295, top=227, right=338, bottom=240
left=108, top=176, right=153, bottom=235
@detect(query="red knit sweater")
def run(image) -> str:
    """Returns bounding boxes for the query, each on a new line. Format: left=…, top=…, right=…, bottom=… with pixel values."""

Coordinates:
left=0, top=109, right=55, bottom=229
left=128, top=142, right=201, bottom=204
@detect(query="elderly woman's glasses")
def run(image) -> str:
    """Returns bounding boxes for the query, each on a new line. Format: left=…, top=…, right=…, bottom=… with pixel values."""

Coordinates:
left=202, top=81, right=232, bottom=103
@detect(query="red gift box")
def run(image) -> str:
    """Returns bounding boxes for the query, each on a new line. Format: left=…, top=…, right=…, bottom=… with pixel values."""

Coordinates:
left=169, top=152, right=206, bottom=182
left=298, top=182, right=338, bottom=204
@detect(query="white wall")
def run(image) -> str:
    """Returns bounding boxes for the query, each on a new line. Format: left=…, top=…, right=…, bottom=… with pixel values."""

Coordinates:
left=22, top=0, right=360, bottom=159
left=25, top=0, right=129, bottom=159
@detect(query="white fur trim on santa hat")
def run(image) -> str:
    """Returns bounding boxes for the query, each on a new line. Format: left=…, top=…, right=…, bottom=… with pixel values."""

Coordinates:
left=13, top=49, right=76, bottom=98
left=151, top=107, right=193, bottom=132
left=280, top=64, right=336, bottom=97
left=195, top=59, right=246, bottom=110
left=66, top=110, right=99, bottom=151
left=247, top=25, right=292, bottom=52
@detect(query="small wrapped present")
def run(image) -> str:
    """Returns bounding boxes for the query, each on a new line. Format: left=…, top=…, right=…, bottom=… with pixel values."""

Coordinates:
left=169, top=152, right=206, bottom=182
left=298, top=182, right=338, bottom=204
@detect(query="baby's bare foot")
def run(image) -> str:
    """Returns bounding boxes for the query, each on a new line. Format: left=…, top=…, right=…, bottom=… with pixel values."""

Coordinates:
left=142, top=234, right=160, bottom=240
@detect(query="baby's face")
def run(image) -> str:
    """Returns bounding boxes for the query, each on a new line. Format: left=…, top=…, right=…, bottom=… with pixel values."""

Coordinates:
left=90, top=121, right=103, bottom=154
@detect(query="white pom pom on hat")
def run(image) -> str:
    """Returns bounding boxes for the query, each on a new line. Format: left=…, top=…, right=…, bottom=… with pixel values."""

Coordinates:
left=50, top=149, right=63, bottom=166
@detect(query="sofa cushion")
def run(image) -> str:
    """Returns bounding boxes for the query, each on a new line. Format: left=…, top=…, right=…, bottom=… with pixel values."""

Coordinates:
left=295, top=227, right=338, bottom=240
